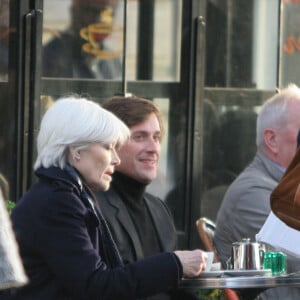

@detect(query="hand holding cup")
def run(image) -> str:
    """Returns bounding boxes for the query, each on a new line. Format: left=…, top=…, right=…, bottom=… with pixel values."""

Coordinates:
left=174, top=249, right=207, bottom=277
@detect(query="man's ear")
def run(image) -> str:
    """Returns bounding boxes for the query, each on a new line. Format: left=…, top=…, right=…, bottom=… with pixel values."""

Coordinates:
left=263, top=128, right=278, bottom=154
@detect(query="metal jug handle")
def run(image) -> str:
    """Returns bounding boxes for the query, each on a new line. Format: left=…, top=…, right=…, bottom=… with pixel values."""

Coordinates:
left=259, top=248, right=265, bottom=269
left=226, top=256, right=233, bottom=270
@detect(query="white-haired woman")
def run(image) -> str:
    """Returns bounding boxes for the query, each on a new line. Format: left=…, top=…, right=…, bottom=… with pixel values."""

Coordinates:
left=6, top=96, right=207, bottom=300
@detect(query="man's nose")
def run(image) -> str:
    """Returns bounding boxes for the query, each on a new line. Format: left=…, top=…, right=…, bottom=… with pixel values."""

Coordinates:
left=146, top=137, right=160, bottom=152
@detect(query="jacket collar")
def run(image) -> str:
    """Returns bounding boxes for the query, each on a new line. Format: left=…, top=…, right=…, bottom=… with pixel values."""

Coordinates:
left=35, top=166, right=83, bottom=197
left=104, top=189, right=171, bottom=260
left=36, top=165, right=74, bottom=181
left=104, top=189, right=144, bottom=259
left=144, top=194, right=174, bottom=251
left=256, top=151, right=285, bottom=182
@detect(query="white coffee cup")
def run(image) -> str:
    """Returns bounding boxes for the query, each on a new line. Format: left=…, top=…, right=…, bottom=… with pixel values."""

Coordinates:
left=205, top=251, right=214, bottom=271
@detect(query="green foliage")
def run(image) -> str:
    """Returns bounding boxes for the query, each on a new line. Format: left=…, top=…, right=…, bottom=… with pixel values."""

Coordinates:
left=5, top=200, right=15, bottom=215
left=196, top=288, right=226, bottom=300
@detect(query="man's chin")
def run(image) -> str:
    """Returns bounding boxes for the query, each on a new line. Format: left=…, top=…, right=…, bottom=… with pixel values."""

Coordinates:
left=140, top=174, right=157, bottom=185
left=143, top=179, right=153, bottom=185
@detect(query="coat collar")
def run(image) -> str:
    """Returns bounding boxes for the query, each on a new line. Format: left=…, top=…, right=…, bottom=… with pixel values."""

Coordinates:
left=104, top=189, right=144, bottom=260
left=255, top=151, right=285, bottom=182
left=35, top=166, right=94, bottom=211
left=35, top=166, right=80, bottom=190
left=103, top=189, right=173, bottom=260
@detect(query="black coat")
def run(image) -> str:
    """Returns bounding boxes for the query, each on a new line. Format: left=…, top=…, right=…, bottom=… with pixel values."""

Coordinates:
left=5, top=167, right=182, bottom=300
left=96, top=185, right=199, bottom=300
left=97, top=188, right=177, bottom=264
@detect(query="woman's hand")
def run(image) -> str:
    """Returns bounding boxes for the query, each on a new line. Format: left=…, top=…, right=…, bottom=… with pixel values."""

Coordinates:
left=174, top=249, right=207, bottom=278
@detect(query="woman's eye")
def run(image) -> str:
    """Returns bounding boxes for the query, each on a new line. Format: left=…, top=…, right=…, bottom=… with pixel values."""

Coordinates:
left=104, top=144, right=113, bottom=150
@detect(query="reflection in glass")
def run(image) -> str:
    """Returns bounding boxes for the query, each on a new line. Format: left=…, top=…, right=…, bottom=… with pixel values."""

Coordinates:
left=205, top=0, right=279, bottom=89
left=143, top=97, right=189, bottom=232
left=199, top=91, right=270, bottom=222
left=126, top=0, right=182, bottom=81
left=42, top=0, right=123, bottom=79
left=0, top=0, right=9, bottom=81
left=153, top=0, right=181, bottom=81
left=280, top=1, right=300, bottom=87
left=146, top=98, right=171, bottom=199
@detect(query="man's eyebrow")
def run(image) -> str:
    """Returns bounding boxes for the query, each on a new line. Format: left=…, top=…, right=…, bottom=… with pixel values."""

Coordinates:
left=131, top=130, right=161, bottom=135
left=131, top=130, right=147, bottom=135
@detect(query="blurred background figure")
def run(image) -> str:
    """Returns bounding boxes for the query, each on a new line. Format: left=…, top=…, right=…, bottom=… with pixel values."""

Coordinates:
left=43, top=0, right=122, bottom=79
left=0, top=0, right=9, bottom=81
left=0, top=171, right=15, bottom=216
left=0, top=172, right=9, bottom=202
left=0, top=172, right=27, bottom=293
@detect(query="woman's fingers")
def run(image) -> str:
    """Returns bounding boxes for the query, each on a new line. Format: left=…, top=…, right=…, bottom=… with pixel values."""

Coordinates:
left=175, top=249, right=208, bottom=278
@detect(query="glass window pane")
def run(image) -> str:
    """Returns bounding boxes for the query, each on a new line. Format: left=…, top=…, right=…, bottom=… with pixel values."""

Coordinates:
left=146, top=98, right=171, bottom=199
left=205, top=0, right=279, bottom=89
left=0, top=0, right=9, bottom=81
left=200, top=90, right=272, bottom=222
left=126, top=0, right=182, bottom=81
left=153, top=0, right=181, bottom=81
left=125, top=1, right=138, bottom=80
left=145, top=97, right=187, bottom=231
left=280, top=0, right=300, bottom=87
left=42, top=0, right=123, bottom=79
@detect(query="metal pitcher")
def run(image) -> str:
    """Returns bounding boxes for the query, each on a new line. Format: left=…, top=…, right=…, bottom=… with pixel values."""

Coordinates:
left=228, top=238, right=265, bottom=270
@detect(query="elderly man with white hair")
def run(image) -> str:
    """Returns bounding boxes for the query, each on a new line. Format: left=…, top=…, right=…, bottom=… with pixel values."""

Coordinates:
left=214, top=84, right=300, bottom=300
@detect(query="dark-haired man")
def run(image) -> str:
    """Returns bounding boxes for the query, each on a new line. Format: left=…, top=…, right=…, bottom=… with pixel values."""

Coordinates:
left=96, top=95, right=197, bottom=300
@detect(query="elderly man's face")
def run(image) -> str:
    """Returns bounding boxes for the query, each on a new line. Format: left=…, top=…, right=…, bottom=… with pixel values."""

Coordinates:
left=275, top=101, right=300, bottom=168
left=116, top=113, right=162, bottom=184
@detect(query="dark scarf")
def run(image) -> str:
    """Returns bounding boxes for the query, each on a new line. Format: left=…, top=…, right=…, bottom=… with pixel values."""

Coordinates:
left=64, top=165, right=123, bottom=268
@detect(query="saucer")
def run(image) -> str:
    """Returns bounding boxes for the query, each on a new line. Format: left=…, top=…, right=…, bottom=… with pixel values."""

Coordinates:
left=197, top=270, right=224, bottom=278
left=224, top=269, right=272, bottom=277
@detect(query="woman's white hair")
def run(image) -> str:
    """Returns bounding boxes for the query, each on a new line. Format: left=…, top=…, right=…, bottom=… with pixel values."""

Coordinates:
left=256, top=83, right=300, bottom=149
left=34, top=96, right=130, bottom=170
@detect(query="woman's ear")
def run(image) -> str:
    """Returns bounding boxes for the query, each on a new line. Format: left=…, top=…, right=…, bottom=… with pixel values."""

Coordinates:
left=67, top=147, right=80, bottom=163
left=74, top=152, right=81, bottom=161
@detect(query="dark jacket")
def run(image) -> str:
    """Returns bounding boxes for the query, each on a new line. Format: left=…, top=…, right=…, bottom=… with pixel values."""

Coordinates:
left=97, top=188, right=177, bottom=264
left=5, top=167, right=182, bottom=300
left=96, top=184, right=199, bottom=300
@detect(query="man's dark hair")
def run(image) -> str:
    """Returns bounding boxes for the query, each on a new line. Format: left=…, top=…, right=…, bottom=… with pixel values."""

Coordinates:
left=102, top=95, right=165, bottom=136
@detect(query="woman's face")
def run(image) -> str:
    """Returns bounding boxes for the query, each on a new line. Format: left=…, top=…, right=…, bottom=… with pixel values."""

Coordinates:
left=71, top=142, right=120, bottom=191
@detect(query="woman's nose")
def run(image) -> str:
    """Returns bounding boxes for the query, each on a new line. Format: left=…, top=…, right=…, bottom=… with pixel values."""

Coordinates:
left=112, top=149, right=121, bottom=165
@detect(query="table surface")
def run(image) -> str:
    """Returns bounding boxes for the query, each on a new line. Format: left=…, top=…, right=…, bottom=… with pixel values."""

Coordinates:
left=180, top=272, right=300, bottom=289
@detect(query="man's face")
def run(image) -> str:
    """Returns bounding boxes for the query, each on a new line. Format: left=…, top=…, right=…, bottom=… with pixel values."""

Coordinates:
left=275, top=101, right=300, bottom=168
left=116, top=113, right=161, bottom=184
